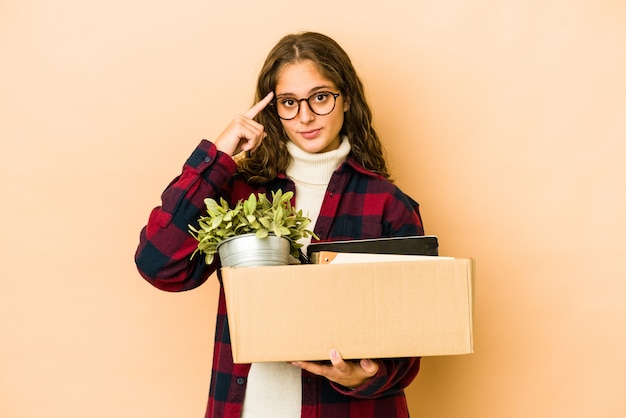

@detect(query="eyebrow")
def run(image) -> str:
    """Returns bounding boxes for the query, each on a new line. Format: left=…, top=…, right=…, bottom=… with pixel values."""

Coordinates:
left=275, top=85, right=335, bottom=98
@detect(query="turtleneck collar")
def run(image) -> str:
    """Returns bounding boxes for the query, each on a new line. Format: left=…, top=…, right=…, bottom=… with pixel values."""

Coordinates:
left=285, top=136, right=351, bottom=185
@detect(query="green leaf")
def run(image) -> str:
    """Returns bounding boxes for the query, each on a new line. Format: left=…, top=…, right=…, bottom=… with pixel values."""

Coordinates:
left=274, top=206, right=284, bottom=223
left=204, top=252, right=215, bottom=265
left=259, top=217, right=271, bottom=228
left=258, top=193, right=271, bottom=209
left=243, top=194, right=257, bottom=215
left=211, top=215, right=223, bottom=229
left=280, top=190, right=293, bottom=204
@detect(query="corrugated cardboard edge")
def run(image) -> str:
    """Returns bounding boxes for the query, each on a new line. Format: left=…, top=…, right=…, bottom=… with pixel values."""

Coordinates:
left=462, top=258, right=475, bottom=354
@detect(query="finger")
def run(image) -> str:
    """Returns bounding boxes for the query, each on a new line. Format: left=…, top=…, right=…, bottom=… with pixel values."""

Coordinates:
left=329, top=349, right=346, bottom=369
left=243, top=91, right=275, bottom=119
left=246, top=132, right=267, bottom=154
left=360, top=359, right=379, bottom=376
left=291, top=361, right=328, bottom=377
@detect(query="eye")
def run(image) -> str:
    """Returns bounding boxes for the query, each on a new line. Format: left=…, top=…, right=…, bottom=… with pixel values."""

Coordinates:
left=280, top=98, right=297, bottom=108
left=312, top=92, right=330, bottom=103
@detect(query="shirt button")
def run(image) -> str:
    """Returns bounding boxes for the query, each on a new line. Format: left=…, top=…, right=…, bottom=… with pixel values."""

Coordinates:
left=306, top=377, right=312, bottom=384
left=236, top=377, right=245, bottom=385
left=203, top=156, right=211, bottom=163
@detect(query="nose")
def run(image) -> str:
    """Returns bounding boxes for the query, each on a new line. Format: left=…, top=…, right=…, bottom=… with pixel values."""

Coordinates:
left=297, top=99, right=315, bottom=122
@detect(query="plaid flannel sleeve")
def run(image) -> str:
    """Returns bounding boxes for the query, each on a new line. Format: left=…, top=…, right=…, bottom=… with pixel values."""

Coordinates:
left=134, top=140, right=237, bottom=292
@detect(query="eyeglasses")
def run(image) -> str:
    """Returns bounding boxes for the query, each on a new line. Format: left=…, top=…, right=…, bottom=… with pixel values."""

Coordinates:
left=271, top=91, right=341, bottom=120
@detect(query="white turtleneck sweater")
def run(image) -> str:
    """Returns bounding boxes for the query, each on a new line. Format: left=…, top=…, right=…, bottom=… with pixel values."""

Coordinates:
left=241, top=137, right=351, bottom=418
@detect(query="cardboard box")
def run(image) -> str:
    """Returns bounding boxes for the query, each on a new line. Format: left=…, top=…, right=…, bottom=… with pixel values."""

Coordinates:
left=221, top=256, right=474, bottom=364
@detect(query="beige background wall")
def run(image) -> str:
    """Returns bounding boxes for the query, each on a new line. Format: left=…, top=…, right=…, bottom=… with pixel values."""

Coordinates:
left=2, top=0, right=625, bottom=417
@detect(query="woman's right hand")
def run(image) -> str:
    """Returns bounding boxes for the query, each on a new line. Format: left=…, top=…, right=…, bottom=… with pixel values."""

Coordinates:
left=214, top=91, right=275, bottom=156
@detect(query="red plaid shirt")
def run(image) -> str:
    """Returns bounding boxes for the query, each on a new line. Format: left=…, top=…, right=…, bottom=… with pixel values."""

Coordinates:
left=135, top=140, right=425, bottom=418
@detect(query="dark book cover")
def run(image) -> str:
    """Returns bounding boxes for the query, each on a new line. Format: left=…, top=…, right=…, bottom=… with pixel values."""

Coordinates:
left=307, top=235, right=439, bottom=259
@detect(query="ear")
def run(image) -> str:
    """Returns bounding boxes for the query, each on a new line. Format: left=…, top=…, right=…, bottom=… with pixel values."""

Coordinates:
left=342, top=96, right=351, bottom=112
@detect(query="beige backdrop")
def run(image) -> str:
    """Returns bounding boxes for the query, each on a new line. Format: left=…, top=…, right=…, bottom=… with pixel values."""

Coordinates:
left=2, top=0, right=625, bottom=417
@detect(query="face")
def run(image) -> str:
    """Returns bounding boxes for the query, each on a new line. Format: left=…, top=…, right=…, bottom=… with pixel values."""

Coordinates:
left=274, top=60, right=349, bottom=154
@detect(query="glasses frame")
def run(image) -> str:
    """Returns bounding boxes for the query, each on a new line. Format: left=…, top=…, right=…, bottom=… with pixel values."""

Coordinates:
left=271, top=91, right=341, bottom=120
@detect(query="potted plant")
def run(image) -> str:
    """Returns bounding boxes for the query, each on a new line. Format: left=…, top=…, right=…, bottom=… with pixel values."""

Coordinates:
left=189, top=190, right=318, bottom=267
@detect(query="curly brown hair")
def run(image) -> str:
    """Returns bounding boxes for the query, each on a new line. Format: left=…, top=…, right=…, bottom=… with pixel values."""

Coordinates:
left=237, top=31, right=390, bottom=184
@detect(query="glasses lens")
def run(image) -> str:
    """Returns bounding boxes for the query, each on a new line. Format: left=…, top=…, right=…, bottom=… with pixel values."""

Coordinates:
left=276, top=98, right=298, bottom=120
left=308, top=92, right=336, bottom=116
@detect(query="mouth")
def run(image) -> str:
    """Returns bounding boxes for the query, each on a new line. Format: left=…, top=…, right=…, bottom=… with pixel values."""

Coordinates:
left=299, top=129, right=321, bottom=139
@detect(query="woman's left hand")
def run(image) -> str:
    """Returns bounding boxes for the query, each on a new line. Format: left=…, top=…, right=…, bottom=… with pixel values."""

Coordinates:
left=291, top=349, right=379, bottom=389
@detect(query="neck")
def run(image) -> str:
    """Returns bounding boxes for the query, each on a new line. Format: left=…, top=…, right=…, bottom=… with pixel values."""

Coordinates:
left=286, top=136, right=351, bottom=185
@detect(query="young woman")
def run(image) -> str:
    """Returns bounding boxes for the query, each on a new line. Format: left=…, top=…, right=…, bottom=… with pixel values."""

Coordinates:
left=135, top=31, right=425, bottom=418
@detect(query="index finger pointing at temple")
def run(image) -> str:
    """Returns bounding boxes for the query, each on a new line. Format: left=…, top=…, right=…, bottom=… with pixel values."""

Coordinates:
left=243, top=91, right=275, bottom=119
